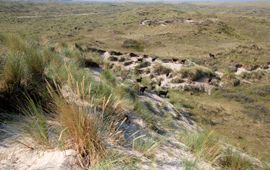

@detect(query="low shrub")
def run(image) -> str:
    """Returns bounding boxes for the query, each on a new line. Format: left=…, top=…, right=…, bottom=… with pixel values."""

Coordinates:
left=122, top=39, right=144, bottom=52
left=152, top=63, right=172, bottom=75
left=179, top=66, right=215, bottom=81
left=179, top=131, right=222, bottom=164
left=219, top=148, right=253, bottom=170
left=21, top=96, right=50, bottom=147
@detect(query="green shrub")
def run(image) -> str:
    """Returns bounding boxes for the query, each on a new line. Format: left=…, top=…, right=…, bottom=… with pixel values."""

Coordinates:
left=219, top=148, right=253, bottom=170
left=22, top=96, right=49, bottom=146
left=180, top=66, right=215, bottom=81
left=132, top=135, right=159, bottom=157
left=101, top=69, right=117, bottom=86
left=152, top=63, right=172, bottom=75
left=122, top=39, right=144, bottom=52
left=179, top=131, right=222, bottom=164
left=240, top=70, right=265, bottom=80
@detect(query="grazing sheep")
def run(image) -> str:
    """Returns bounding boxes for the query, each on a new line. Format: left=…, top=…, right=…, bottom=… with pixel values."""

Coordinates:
left=161, top=58, right=172, bottom=63
left=158, top=90, right=168, bottom=98
left=108, top=56, right=118, bottom=61
left=129, top=52, right=138, bottom=57
left=180, top=59, right=186, bottom=64
left=88, top=47, right=106, bottom=55
left=75, top=43, right=84, bottom=52
left=139, top=86, right=147, bottom=95
left=136, top=77, right=142, bottom=83
left=84, top=59, right=100, bottom=68
left=235, top=63, right=243, bottom=68
left=110, top=51, right=123, bottom=56
left=119, top=57, right=126, bottom=62
left=172, top=58, right=178, bottom=62
left=209, top=53, right=216, bottom=59
left=143, top=54, right=148, bottom=58
left=123, top=61, right=133, bottom=66
left=152, top=56, right=158, bottom=62
left=137, top=58, right=143, bottom=62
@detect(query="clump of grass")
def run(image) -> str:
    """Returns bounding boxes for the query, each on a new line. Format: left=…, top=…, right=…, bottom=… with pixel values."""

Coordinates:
left=122, top=39, right=144, bottom=52
left=240, top=70, right=266, bottom=80
left=21, top=96, right=49, bottom=147
left=132, top=135, right=159, bottom=158
left=183, top=159, right=197, bottom=170
left=152, top=63, right=172, bottom=75
left=179, top=131, right=222, bottom=164
left=179, top=66, right=215, bottom=81
left=0, top=35, right=52, bottom=111
left=223, top=72, right=241, bottom=87
left=160, top=112, right=174, bottom=130
left=0, top=53, right=25, bottom=91
left=53, top=94, right=106, bottom=167
left=92, top=150, right=139, bottom=170
left=219, top=148, right=253, bottom=170
left=134, top=100, right=156, bottom=128
left=101, top=69, right=117, bottom=86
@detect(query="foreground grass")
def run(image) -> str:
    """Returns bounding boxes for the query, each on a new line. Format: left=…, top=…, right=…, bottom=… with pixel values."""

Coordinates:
left=0, top=35, right=127, bottom=168
left=178, top=130, right=257, bottom=169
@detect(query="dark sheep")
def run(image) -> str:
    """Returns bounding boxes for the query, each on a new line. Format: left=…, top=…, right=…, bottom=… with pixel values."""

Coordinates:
left=172, top=58, right=178, bottom=62
left=137, top=58, right=144, bottom=62
left=108, top=56, right=118, bottom=61
left=123, top=114, right=131, bottom=124
left=135, top=69, right=144, bottom=74
left=161, top=58, right=172, bottom=63
left=123, top=61, right=133, bottom=66
left=152, top=56, right=158, bottom=62
left=158, top=80, right=162, bottom=86
left=84, top=59, right=100, bottom=68
left=209, top=53, right=216, bottom=59
left=158, top=90, right=168, bottom=98
left=180, top=59, right=186, bottom=64
left=263, top=65, right=269, bottom=69
left=129, top=53, right=138, bottom=57
left=119, top=57, right=126, bottom=62
left=87, top=47, right=106, bottom=55
left=110, top=51, right=123, bottom=56
left=208, top=77, right=212, bottom=83
left=143, top=54, right=148, bottom=58
left=249, top=65, right=260, bottom=71
left=75, top=43, right=84, bottom=52
left=235, top=63, right=243, bottom=68
left=136, top=77, right=142, bottom=83
left=49, top=47, right=56, bottom=52
left=139, top=86, right=147, bottom=95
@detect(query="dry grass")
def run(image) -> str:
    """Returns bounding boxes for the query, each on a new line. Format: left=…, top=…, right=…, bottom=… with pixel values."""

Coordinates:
left=54, top=96, right=106, bottom=167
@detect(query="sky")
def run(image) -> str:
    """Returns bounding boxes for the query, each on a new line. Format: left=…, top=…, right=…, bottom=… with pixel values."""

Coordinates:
left=69, top=0, right=258, bottom=2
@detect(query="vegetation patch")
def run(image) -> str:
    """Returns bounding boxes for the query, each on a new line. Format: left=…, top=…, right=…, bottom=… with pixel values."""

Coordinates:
left=179, top=66, right=215, bottom=81
left=122, top=39, right=144, bottom=52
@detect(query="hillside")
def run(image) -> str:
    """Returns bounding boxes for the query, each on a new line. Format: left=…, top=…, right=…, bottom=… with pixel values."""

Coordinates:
left=0, top=1, right=270, bottom=169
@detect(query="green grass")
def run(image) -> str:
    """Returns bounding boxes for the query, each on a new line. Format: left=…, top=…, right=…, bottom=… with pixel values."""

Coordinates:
left=179, top=65, right=215, bottom=81
left=219, top=148, right=253, bottom=170
left=183, top=159, right=197, bottom=170
left=132, top=135, right=159, bottom=158
left=21, top=96, right=50, bottom=147
left=92, top=150, right=139, bottom=170
left=178, top=131, right=222, bottom=164
left=122, top=39, right=144, bottom=52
